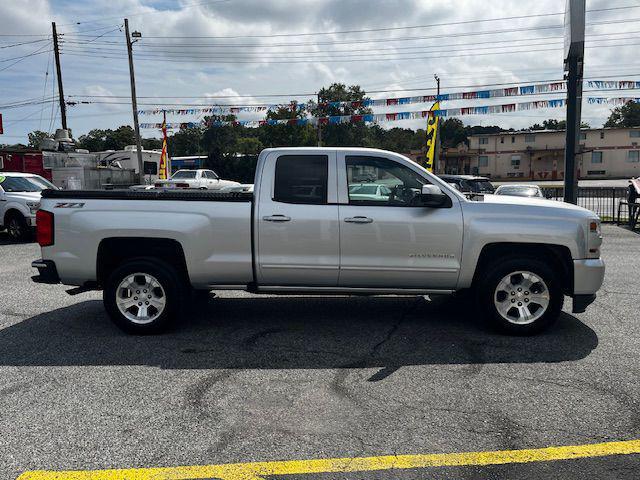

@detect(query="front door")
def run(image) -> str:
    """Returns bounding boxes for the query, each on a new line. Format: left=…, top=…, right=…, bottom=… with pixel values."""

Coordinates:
left=338, top=154, right=463, bottom=289
left=256, top=152, right=340, bottom=286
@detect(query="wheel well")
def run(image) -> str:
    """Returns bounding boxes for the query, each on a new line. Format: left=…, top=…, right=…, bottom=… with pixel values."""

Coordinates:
left=96, top=238, right=189, bottom=286
left=473, top=243, right=573, bottom=294
left=3, top=208, right=24, bottom=226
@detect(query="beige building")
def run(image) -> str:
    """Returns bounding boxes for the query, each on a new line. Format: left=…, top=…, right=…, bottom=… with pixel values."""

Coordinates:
left=464, top=127, right=640, bottom=180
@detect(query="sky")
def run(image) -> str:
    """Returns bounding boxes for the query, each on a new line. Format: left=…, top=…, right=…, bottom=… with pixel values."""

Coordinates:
left=1, top=0, right=639, bottom=146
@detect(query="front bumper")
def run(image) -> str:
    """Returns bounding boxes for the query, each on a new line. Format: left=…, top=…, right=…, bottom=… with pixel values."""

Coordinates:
left=571, top=258, right=605, bottom=314
left=573, top=258, right=605, bottom=295
left=31, top=259, right=60, bottom=284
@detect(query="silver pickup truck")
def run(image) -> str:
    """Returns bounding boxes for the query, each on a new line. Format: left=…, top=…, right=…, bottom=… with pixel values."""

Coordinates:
left=31, top=147, right=604, bottom=335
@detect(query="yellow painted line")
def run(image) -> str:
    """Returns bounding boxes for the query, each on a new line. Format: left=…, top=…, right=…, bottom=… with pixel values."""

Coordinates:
left=18, top=439, right=640, bottom=480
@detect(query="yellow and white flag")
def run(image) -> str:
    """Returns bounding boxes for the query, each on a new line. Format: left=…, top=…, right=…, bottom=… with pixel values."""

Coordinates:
left=425, top=102, right=440, bottom=172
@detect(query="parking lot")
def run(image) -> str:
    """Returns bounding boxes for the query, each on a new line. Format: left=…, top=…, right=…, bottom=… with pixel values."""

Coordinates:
left=1, top=225, right=639, bottom=479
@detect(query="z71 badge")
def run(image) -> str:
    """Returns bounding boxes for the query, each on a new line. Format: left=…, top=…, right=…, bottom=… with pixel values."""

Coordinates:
left=54, top=202, right=85, bottom=208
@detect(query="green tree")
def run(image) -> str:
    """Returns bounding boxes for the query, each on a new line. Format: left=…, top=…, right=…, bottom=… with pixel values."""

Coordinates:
left=605, top=101, right=640, bottom=127
left=439, top=118, right=468, bottom=148
left=27, top=130, right=49, bottom=148
left=76, top=125, right=136, bottom=151
left=165, top=127, right=204, bottom=156
left=142, top=138, right=162, bottom=150
left=235, top=136, right=264, bottom=155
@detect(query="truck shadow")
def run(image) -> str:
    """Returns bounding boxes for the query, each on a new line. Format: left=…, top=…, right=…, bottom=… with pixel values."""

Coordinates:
left=0, top=296, right=598, bottom=371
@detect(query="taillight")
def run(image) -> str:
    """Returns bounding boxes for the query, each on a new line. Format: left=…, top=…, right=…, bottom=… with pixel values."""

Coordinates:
left=36, top=210, right=54, bottom=247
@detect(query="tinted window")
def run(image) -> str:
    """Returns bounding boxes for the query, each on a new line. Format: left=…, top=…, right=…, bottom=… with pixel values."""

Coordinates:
left=274, top=155, right=328, bottom=204
left=469, top=179, right=495, bottom=193
left=346, top=156, right=427, bottom=206
left=143, top=161, right=158, bottom=175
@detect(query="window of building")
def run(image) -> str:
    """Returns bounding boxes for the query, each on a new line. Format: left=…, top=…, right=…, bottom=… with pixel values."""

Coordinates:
left=274, top=155, right=328, bottom=204
left=600, top=131, right=605, bottom=139
left=524, top=134, right=536, bottom=143
left=143, top=161, right=158, bottom=175
left=479, top=137, right=489, bottom=145
left=511, top=136, right=515, bottom=143
left=346, top=156, right=428, bottom=207
left=511, top=155, right=521, bottom=169
left=591, top=151, right=603, bottom=164
left=630, top=130, right=640, bottom=138
left=478, top=155, right=489, bottom=167
left=500, top=137, right=505, bottom=144
left=628, top=151, right=640, bottom=163
left=579, top=132, right=587, bottom=140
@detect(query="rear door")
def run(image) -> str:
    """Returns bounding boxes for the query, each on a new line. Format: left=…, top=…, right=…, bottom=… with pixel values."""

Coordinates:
left=256, top=151, right=339, bottom=286
left=337, top=153, right=463, bottom=289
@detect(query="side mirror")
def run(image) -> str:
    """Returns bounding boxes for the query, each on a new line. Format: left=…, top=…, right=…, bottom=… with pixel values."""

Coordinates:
left=420, top=184, right=449, bottom=207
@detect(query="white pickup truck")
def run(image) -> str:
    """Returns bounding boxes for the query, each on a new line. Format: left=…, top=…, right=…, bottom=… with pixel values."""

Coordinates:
left=31, top=147, right=604, bottom=335
left=1, top=172, right=57, bottom=241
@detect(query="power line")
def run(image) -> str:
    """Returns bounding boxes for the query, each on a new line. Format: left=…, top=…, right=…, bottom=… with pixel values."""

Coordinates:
left=59, top=4, right=640, bottom=40
left=0, top=42, right=51, bottom=73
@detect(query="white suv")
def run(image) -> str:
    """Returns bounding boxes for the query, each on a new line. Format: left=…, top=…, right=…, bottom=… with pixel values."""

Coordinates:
left=0, top=172, right=57, bottom=241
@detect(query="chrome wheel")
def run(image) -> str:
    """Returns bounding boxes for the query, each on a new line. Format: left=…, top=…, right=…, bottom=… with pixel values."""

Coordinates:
left=493, top=271, right=550, bottom=325
left=115, top=273, right=166, bottom=324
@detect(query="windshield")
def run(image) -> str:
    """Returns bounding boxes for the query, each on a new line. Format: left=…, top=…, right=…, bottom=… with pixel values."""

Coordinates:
left=469, top=179, right=495, bottom=193
left=0, top=176, right=42, bottom=192
left=27, top=176, right=58, bottom=190
left=171, top=170, right=197, bottom=179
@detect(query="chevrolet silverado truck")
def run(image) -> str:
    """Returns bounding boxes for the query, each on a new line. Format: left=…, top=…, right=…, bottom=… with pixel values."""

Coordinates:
left=31, top=147, right=605, bottom=335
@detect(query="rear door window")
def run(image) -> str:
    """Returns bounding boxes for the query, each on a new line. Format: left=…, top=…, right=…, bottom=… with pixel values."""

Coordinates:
left=274, top=155, right=328, bottom=205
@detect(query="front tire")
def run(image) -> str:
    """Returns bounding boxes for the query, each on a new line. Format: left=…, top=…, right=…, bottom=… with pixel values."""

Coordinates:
left=103, top=258, right=185, bottom=334
left=478, top=257, right=564, bottom=335
left=6, top=213, right=29, bottom=242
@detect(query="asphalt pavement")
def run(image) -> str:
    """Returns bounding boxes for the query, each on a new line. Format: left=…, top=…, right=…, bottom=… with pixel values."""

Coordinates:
left=1, top=226, right=639, bottom=479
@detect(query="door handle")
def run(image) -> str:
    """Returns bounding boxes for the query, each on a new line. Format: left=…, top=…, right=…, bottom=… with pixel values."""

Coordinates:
left=344, top=216, right=373, bottom=224
left=263, top=215, right=291, bottom=222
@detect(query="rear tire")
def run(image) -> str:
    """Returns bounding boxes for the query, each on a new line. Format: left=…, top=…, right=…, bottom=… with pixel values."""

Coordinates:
left=103, top=258, right=185, bottom=334
left=478, top=256, right=564, bottom=335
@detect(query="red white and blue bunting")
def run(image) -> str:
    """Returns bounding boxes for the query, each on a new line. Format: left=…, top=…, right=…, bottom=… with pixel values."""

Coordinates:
left=141, top=99, right=569, bottom=129
left=137, top=81, right=568, bottom=116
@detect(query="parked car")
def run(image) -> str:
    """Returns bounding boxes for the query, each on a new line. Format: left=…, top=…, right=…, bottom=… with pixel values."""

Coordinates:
left=154, top=169, right=240, bottom=191
left=348, top=183, right=392, bottom=202
left=32, top=147, right=604, bottom=336
left=0, top=172, right=57, bottom=241
left=494, top=184, right=545, bottom=198
left=439, top=174, right=495, bottom=194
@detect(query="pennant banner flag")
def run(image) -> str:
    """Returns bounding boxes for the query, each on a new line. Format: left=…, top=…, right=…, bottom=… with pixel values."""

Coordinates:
left=137, top=81, right=569, bottom=116
left=587, top=81, right=640, bottom=89
left=141, top=98, right=573, bottom=129
left=587, top=97, right=640, bottom=105
left=425, top=102, right=439, bottom=173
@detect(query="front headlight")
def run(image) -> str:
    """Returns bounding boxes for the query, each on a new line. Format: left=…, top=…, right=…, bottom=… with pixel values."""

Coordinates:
left=26, top=201, right=40, bottom=214
left=587, top=218, right=602, bottom=258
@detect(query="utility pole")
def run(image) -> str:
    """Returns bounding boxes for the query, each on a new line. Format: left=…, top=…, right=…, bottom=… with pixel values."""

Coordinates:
left=563, top=0, right=585, bottom=204
left=124, top=18, right=144, bottom=181
left=317, top=93, right=322, bottom=147
left=434, top=74, right=441, bottom=174
left=51, top=22, right=67, bottom=130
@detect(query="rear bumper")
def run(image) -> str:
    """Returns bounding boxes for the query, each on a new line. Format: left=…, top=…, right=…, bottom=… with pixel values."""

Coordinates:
left=31, top=259, right=60, bottom=284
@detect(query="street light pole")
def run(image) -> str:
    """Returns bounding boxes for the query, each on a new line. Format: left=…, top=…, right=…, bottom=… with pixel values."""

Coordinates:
left=124, top=18, right=144, bottom=182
